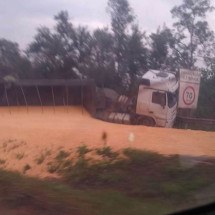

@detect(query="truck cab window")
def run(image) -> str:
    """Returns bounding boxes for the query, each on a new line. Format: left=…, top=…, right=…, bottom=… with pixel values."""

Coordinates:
left=152, top=92, right=166, bottom=106
left=167, top=92, right=177, bottom=108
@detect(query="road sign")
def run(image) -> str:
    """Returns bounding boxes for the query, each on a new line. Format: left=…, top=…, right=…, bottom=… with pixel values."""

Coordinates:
left=178, top=69, right=201, bottom=109
left=183, top=86, right=195, bottom=105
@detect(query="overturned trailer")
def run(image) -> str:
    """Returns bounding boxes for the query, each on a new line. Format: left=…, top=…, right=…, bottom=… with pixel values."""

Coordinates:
left=0, top=79, right=96, bottom=114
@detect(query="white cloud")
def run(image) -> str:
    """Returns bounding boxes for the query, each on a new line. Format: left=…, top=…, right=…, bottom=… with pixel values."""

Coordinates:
left=73, top=20, right=107, bottom=29
left=0, top=0, right=214, bottom=49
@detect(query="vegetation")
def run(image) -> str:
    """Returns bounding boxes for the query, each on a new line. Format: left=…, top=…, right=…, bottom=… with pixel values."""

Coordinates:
left=76, top=145, right=91, bottom=158
left=35, top=149, right=52, bottom=165
left=15, top=153, right=25, bottom=160
left=61, top=147, right=215, bottom=199
left=195, top=76, right=215, bottom=119
left=0, top=170, right=171, bottom=215
left=23, top=164, right=31, bottom=174
left=0, top=0, right=215, bottom=118
left=35, top=154, right=46, bottom=165
left=0, top=159, right=6, bottom=165
left=0, top=146, right=215, bottom=214
left=171, top=0, right=214, bottom=69
left=55, top=150, right=70, bottom=161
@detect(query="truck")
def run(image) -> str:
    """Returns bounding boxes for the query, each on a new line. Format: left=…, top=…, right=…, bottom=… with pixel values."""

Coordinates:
left=96, top=70, right=179, bottom=127
left=0, top=69, right=179, bottom=128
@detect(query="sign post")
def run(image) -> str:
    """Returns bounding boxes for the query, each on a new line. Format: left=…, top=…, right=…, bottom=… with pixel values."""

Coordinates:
left=178, top=69, right=201, bottom=109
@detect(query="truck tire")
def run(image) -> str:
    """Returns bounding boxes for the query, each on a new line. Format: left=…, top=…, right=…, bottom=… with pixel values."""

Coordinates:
left=137, top=117, right=155, bottom=127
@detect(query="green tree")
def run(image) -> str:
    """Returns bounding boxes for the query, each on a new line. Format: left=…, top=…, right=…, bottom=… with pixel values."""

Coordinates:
left=90, top=28, right=117, bottom=88
left=28, top=27, right=65, bottom=78
left=195, top=76, right=215, bottom=118
left=0, top=39, right=31, bottom=79
left=108, top=0, right=134, bottom=90
left=149, top=26, right=176, bottom=70
left=28, top=11, right=79, bottom=79
left=28, top=11, right=92, bottom=79
left=127, top=25, right=148, bottom=77
left=171, top=0, right=214, bottom=69
left=74, top=26, right=93, bottom=77
left=201, top=32, right=215, bottom=79
left=55, top=11, right=93, bottom=78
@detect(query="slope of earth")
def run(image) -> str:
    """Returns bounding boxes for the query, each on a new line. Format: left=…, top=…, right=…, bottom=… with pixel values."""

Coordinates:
left=0, top=106, right=214, bottom=178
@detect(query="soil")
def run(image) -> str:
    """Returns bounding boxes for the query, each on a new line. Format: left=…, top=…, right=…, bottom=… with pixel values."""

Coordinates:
left=0, top=106, right=214, bottom=178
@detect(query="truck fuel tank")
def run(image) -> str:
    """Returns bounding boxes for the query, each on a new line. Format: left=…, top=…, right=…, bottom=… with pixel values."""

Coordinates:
left=108, top=112, right=131, bottom=124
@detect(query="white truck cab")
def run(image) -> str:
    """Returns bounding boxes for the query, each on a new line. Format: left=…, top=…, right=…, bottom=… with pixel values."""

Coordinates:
left=136, top=70, right=179, bottom=127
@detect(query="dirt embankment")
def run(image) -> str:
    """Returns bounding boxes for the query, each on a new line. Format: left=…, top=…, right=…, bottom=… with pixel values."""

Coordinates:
left=0, top=106, right=214, bottom=178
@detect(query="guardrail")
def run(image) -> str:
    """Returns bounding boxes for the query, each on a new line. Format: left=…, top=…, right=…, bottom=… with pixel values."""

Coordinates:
left=176, top=116, right=215, bottom=131
left=177, top=116, right=215, bottom=125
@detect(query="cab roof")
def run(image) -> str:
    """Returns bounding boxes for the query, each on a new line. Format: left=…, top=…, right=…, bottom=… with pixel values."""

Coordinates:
left=141, top=70, right=178, bottom=93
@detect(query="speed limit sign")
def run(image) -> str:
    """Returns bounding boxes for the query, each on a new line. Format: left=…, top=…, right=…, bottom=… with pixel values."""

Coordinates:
left=183, top=86, right=195, bottom=105
left=178, top=70, right=201, bottom=109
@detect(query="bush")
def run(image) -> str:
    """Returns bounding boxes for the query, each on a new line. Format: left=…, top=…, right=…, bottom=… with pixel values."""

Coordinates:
left=76, top=145, right=91, bottom=158
left=23, top=164, right=31, bottom=174
left=123, top=148, right=164, bottom=166
left=96, top=146, right=118, bottom=161
left=55, top=150, right=70, bottom=161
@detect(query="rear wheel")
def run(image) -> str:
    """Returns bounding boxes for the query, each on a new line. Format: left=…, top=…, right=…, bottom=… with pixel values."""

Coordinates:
left=137, top=117, right=155, bottom=127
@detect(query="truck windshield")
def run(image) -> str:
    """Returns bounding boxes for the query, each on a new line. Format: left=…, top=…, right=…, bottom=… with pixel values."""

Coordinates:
left=167, top=92, right=177, bottom=108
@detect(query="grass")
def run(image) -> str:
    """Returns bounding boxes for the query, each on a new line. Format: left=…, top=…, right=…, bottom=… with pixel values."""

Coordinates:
left=0, top=169, right=173, bottom=215
left=44, top=148, right=52, bottom=156
left=35, top=149, right=52, bottom=165
left=0, top=147, right=215, bottom=214
left=46, top=150, right=72, bottom=174
left=95, top=146, right=118, bottom=161
left=23, top=164, right=31, bottom=174
left=47, top=162, right=59, bottom=173
left=76, top=145, right=91, bottom=158
left=61, top=147, right=215, bottom=204
left=0, top=159, right=6, bottom=165
left=15, top=152, right=25, bottom=160
left=35, top=154, right=45, bottom=165
left=55, top=150, right=70, bottom=161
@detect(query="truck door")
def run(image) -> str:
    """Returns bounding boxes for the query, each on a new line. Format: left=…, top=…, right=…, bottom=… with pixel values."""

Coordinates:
left=149, top=90, right=167, bottom=127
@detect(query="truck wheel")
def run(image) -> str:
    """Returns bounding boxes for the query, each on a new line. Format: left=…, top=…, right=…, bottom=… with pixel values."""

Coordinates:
left=138, top=117, right=155, bottom=127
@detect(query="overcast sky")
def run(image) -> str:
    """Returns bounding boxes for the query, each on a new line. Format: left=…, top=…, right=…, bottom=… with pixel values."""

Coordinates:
left=0, top=0, right=215, bottom=50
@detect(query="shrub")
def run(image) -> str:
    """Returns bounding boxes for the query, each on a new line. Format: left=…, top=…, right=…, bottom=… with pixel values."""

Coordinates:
left=23, top=164, right=31, bottom=174
left=0, top=159, right=6, bottom=165
left=123, top=148, right=163, bottom=165
left=96, top=146, right=118, bottom=161
left=35, top=154, right=46, bottom=165
left=55, top=150, right=70, bottom=161
left=76, top=145, right=91, bottom=158
left=15, top=153, right=24, bottom=160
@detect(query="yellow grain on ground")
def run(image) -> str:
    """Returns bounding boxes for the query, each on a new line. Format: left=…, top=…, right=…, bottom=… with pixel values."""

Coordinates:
left=0, top=106, right=215, bottom=178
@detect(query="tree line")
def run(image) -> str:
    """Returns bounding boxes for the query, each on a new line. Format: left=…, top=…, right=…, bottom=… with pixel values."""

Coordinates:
left=0, top=0, right=215, bottom=117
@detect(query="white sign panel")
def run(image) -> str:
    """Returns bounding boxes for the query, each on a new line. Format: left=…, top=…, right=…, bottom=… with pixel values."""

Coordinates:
left=178, top=69, right=201, bottom=109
